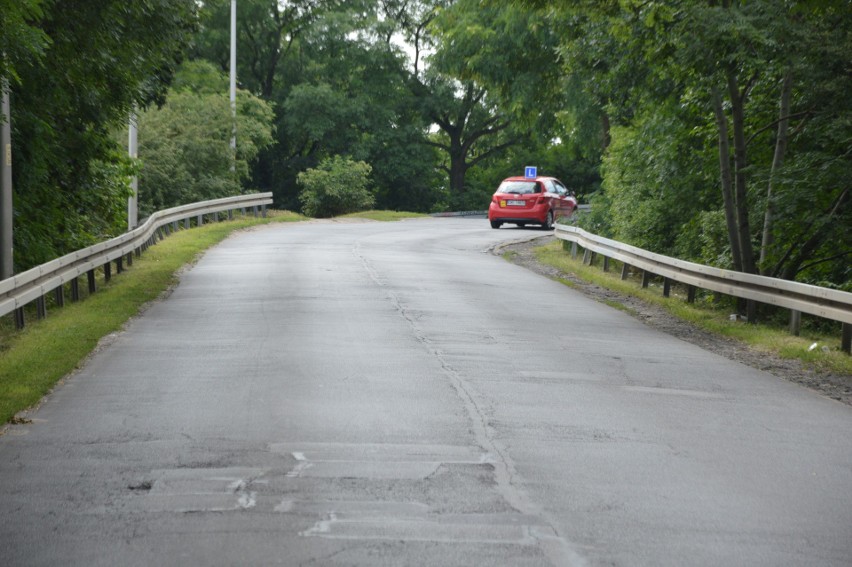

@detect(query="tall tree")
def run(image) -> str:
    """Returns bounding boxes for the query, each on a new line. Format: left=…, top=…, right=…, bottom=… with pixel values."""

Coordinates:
left=11, top=0, right=197, bottom=270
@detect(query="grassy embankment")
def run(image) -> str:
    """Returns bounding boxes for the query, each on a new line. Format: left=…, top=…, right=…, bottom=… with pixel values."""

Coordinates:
left=530, top=240, right=852, bottom=376
left=0, top=210, right=305, bottom=425
left=341, top=210, right=430, bottom=221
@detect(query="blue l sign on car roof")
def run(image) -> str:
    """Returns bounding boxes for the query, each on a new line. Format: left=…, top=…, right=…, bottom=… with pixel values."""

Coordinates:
left=524, top=166, right=537, bottom=179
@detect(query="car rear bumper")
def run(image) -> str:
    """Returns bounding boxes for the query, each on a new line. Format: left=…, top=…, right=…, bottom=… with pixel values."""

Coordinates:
left=488, top=203, right=547, bottom=223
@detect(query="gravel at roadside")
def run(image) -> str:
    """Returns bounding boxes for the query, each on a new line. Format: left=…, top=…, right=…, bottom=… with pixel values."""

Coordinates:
left=495, top=234, right=852, bottom=407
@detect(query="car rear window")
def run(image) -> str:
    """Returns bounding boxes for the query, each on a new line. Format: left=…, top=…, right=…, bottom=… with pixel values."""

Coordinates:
left=497, top=181, right=540, bottom=194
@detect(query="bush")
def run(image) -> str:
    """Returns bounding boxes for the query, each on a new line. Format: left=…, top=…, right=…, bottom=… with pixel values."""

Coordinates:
left=297, top=156, right=375, bottom=218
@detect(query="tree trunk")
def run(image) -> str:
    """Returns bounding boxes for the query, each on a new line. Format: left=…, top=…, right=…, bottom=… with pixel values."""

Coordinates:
left=727, top=72, right=757, bottom=274
left=759, top=70, right=793, bottom=274
left=448, top=135, right=467, bottom=194
left=711, top=86, right=743, bottom=272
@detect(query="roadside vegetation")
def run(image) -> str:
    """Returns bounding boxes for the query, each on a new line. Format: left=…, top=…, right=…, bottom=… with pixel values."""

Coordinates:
left=533, top=240, right=852, bottom=376
left=8, top=1, right=848, bottom=292
left=0, top=211, right=304, bottom=426
left=341, top=211, right=430, bottom=222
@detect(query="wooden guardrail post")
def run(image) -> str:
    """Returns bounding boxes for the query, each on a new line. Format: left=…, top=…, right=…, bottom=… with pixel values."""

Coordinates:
left=687, top=285, right=696, bottom=303
left=71, top=278, right=80, bottom=301
left=54, top=285, right=64, bottom=308
left=603, top=256, right=610, bottom=272
left=14, top=307, right=23, bottom=330
left=87, top=269, right=96, bottom=293
left=104, top=262, right=112, bottom=282
left=842, top=324, right=851, bottom=354
left=36, top=296, right=46, bottom=319
left=663, top=278, right=672, bottom=298
left=641, top=270, right=651, bottom=288
left=621, top=263, right=630, bottom=280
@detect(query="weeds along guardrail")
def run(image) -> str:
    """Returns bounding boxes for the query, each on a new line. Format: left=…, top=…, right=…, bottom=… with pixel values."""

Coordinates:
left=553, top=223, right=852, bottom=354
left=0, top=193, right=273, bottom=330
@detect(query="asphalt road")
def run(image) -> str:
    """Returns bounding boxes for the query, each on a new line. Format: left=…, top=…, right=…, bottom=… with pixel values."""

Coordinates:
left=1, top=218, right=851, bottom=566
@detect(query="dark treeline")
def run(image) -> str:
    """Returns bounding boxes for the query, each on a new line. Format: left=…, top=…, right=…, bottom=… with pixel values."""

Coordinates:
left=2, top=0, right=849, bottom=290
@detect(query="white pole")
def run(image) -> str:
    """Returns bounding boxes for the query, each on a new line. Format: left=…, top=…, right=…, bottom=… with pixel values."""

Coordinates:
left=1, top=78, right=13, bottom=279
left=230, top=0, right=237, bottom=172
left=128, top=110, right=138, bottom=230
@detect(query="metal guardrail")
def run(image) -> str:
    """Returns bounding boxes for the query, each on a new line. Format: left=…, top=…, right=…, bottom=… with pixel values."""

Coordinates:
left=0, top=193, right=273, bottom=328
left=554, top=223, right=852, bottom=353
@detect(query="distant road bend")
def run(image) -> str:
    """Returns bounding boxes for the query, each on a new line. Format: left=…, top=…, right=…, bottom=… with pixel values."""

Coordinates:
left=1, top=217, right=850, bottom=566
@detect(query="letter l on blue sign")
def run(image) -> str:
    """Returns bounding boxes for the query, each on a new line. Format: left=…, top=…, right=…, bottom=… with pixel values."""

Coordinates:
left=524, top=166, right=537, bottom=178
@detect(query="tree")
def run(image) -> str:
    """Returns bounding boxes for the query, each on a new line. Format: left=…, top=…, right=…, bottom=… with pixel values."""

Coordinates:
left=517, top=0, right=850, bottom=289
left=0, top=0, right=49, bottom=84
left=10, top=0, right=197, bottom=270
left=136, top=61, right=274, bottom=217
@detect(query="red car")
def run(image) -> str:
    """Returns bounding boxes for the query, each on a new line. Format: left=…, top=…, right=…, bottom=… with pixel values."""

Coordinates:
left=488, top=176, right=578, bottom=229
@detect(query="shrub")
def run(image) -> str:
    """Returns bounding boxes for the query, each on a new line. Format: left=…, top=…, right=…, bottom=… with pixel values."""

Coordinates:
left=297, top=156, right=375, bottom=218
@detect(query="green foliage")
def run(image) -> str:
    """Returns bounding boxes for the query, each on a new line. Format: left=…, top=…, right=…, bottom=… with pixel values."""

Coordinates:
left=0, top=0, right=49, bottom=83
left=10, top=0, right=197, bottom=271
left=297, top=155, right=375, bottom=217
left=136, top=61, right=274, bottom=217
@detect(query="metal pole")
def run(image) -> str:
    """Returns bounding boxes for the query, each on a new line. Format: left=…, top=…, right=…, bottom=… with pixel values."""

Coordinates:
left=128, top=110, right=138, bottom=230
left=1, top=78, right=13, bottom=280
left=229, top=0, right=237, bottom=172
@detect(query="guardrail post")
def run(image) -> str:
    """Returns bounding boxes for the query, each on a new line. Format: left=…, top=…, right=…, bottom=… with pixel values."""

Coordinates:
left=14, top=307, right=24, bottom=330
left=87, top=269, right=96, bottom=293
left=746, top=300, right=756, bottom=324
left=172, top=221, right=178, bottom=232
left=197, top=214, right=203, bottom=226
left=71, top=278, right=80, bottom=301
left=228, top=209, right=233, bottom=220
left=582, top=249, right=590, bottom=265
left=571, top=242, right=578, bottom=259
left=789, top=310, right=801, bottom=336
left=36, top=295, right=46, bottom=319
left=621, top=263, right=630, bottom=280
left=841, top=324, right=851, bottom=355
left=262, top=204, right=267, bottom=218
left=687, top=285, right=696, bottom=303
left=253, top=205, right=259, bottom=218
left=116, top=257, right=123, bottom=274
left=126, top=252, right=133, bottom=267
left=54, top=285, right=65, bottom=308
left=663, top=278, right=672, bottom=298
left=603, top=256, right=610, bottom=272
left=241, top=207, right=246, bottom=216
left=104, top=262, right=112, bottom=282
left=641, top=270, right=651, bottom=288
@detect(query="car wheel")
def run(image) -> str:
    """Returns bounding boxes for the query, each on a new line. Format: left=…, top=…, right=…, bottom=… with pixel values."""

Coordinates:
left=541, top=211, right=553, bottom=230
left=490, top=220, right=501, bottom=229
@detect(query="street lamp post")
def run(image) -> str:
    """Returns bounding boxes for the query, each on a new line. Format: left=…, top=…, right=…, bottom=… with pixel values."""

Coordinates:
left=230, top=0, right=237, bottom=172
left=1, top=78, right=13, bottom=279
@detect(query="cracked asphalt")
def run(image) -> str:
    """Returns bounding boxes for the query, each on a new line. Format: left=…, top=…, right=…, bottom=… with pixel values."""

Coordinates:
left=1, top=218, right=851, bottom=566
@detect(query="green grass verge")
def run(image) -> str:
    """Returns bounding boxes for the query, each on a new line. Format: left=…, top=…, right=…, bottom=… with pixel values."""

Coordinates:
left=0, top=210, right=305, bottom=425
left=535, top=240, right=852, bottom=376
left=340, top=210, right=429, bottom=221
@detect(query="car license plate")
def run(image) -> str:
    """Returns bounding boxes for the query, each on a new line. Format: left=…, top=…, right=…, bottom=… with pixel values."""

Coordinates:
left=507, top=200, right=525, bottom=206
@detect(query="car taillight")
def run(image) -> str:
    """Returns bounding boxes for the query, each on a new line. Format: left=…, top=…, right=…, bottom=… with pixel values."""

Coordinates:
left=536, top=197, right=546, bottom=205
